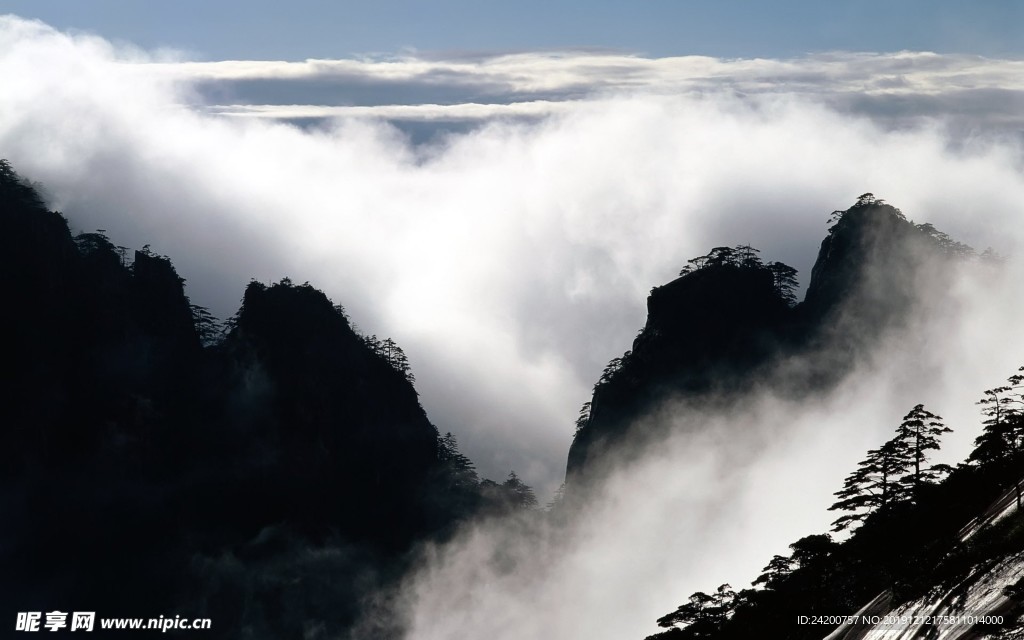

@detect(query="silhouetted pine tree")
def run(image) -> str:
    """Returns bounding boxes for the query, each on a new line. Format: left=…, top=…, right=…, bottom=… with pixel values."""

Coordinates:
left=970, top=369, right=1024, bottom=507
left=502, top=471, right=538, bottom=509
left=829, top=436, right=911, bottom=531
left=970, top=373, right=1024, bottom=465
left=190, top=303, right=222, bottom=346
left=574, top=401, right=592, bottom=434
left=752, top=555, right=794, bottom=590
left=653, top=584, right=736, bottom=638
left=596, top=353, right=629, bottom=388
left=437, top=432, right=479, bottom=489
left=734, top=244, right=762, bottom=268
left=768, top=261, right=799, bottom=306
left=915, top=223, right=975, bottom=259
left=894, top=404, right=952, bottom=496
left=0, top=158, right=45, bottom=209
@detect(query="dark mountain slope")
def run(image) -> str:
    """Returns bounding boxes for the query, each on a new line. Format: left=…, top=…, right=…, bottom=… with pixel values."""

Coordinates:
left=209, top=279, right=442, bottom=545
left=567, top=256, right=793, bottom=481
left=0, top=159, right=531, bottom=637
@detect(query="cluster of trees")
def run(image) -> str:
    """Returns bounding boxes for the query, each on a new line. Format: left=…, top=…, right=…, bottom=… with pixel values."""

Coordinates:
left=0, top=158, right=44, bottom=209
left=830, top=192, right=993, bottom=262
left=970, top=368, right=1024, bottom=464
left=828, top=404, right=952, bottom=531
left=481, top=471, right=539, bottom=511
left=574, top=401, right=592, bottom=434
left=649, top=534, right=839, bottom=639
left=592, top=349, right=637, bottom=399
left=161, top=268, right=421, bottom=386
left=647, top=365, right=1024, bottom=640
left=69, top=226, right=225, bottom=347
left=655, top=584, right=737, bottom=638
left=678, top=244, right=799, bottom=306
left=362, top=333, right=416, bottom=384
left=827, top=193, right=902, bottom=225
left=434, top=431, right=539, bottom=516
left=914, top=223, right=976, bottom=260
left=189, top=303, right=223, bottom=346
left=969, top=367, right=1024, bottom=506
left=193, top=272, right=420, bottom=384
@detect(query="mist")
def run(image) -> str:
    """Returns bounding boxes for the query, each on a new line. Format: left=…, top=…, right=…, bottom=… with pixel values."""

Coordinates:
left=399, top=251, right=1024, bottom=639
left=4, top=16, right=1024, bottom=637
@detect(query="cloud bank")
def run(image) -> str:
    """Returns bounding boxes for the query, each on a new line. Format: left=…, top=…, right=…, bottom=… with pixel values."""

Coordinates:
left=153, top=50, right=1024, bottom=140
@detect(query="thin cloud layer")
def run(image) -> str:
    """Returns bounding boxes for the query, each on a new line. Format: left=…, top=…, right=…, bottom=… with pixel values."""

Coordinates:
left=157, top=50, right=1024, bottom=96
left=2, top=14, right=1024, bottom=505
left=143, top=49, right=1024, bottom=138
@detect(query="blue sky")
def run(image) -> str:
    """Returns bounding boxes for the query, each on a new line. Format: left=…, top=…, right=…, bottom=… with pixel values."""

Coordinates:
left=6, top=0, right=1024, bottom=60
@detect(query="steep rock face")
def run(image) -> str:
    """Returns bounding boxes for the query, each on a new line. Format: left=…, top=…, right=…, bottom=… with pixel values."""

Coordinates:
left=566, top=197, right=960, bottom=487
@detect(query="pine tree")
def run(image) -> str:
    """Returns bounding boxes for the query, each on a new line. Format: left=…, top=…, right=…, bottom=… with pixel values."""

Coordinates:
left=828, top=436, right=911, bottom=531
left=705, top=246, right=738, bottom=268
left=502, top=471, right=538, bottom=510
left=681, top=253, right=709, bottom=275
left=767, top=261, right=799, bottom=306
left=574, top=401, right=591, bottom=434
left=894, top=404, right=952, bottom=495
left=382, top=337, right=399, bottom=363
left=970, top=375, right=1024, bottom=465
left=190, top=303, right=223, bottom=347
left=752, top=555, right=793, bottom=589
left=597, top=353, right=630, bottom=388
left=970, top=369, right=1024, bottom=507
left=437, top=432, right=479, bottom=489
left=734, top=244, right=763, bottom=269
left=655, top=584, right=736, bottom=636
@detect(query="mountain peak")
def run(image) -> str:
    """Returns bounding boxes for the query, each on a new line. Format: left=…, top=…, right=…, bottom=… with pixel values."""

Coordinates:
left=567, top=196, right=971, bottom=488
left=803, top=195, right=917, bottom=315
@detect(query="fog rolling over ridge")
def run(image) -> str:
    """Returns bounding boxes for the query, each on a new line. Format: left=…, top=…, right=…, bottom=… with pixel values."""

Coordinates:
left=4, top=15, right=1024, bottom=639
left=395, top=209, right=1024, bottom=640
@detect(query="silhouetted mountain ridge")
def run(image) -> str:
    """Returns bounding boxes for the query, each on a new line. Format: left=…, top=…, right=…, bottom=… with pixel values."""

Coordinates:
left=567, top=194, right=975, bottom=487
left=0, top=159, right=535, bottom=637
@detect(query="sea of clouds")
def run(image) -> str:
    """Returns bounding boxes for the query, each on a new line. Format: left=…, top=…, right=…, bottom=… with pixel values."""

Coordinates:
left=3, top=15, right=1024, bottom=638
